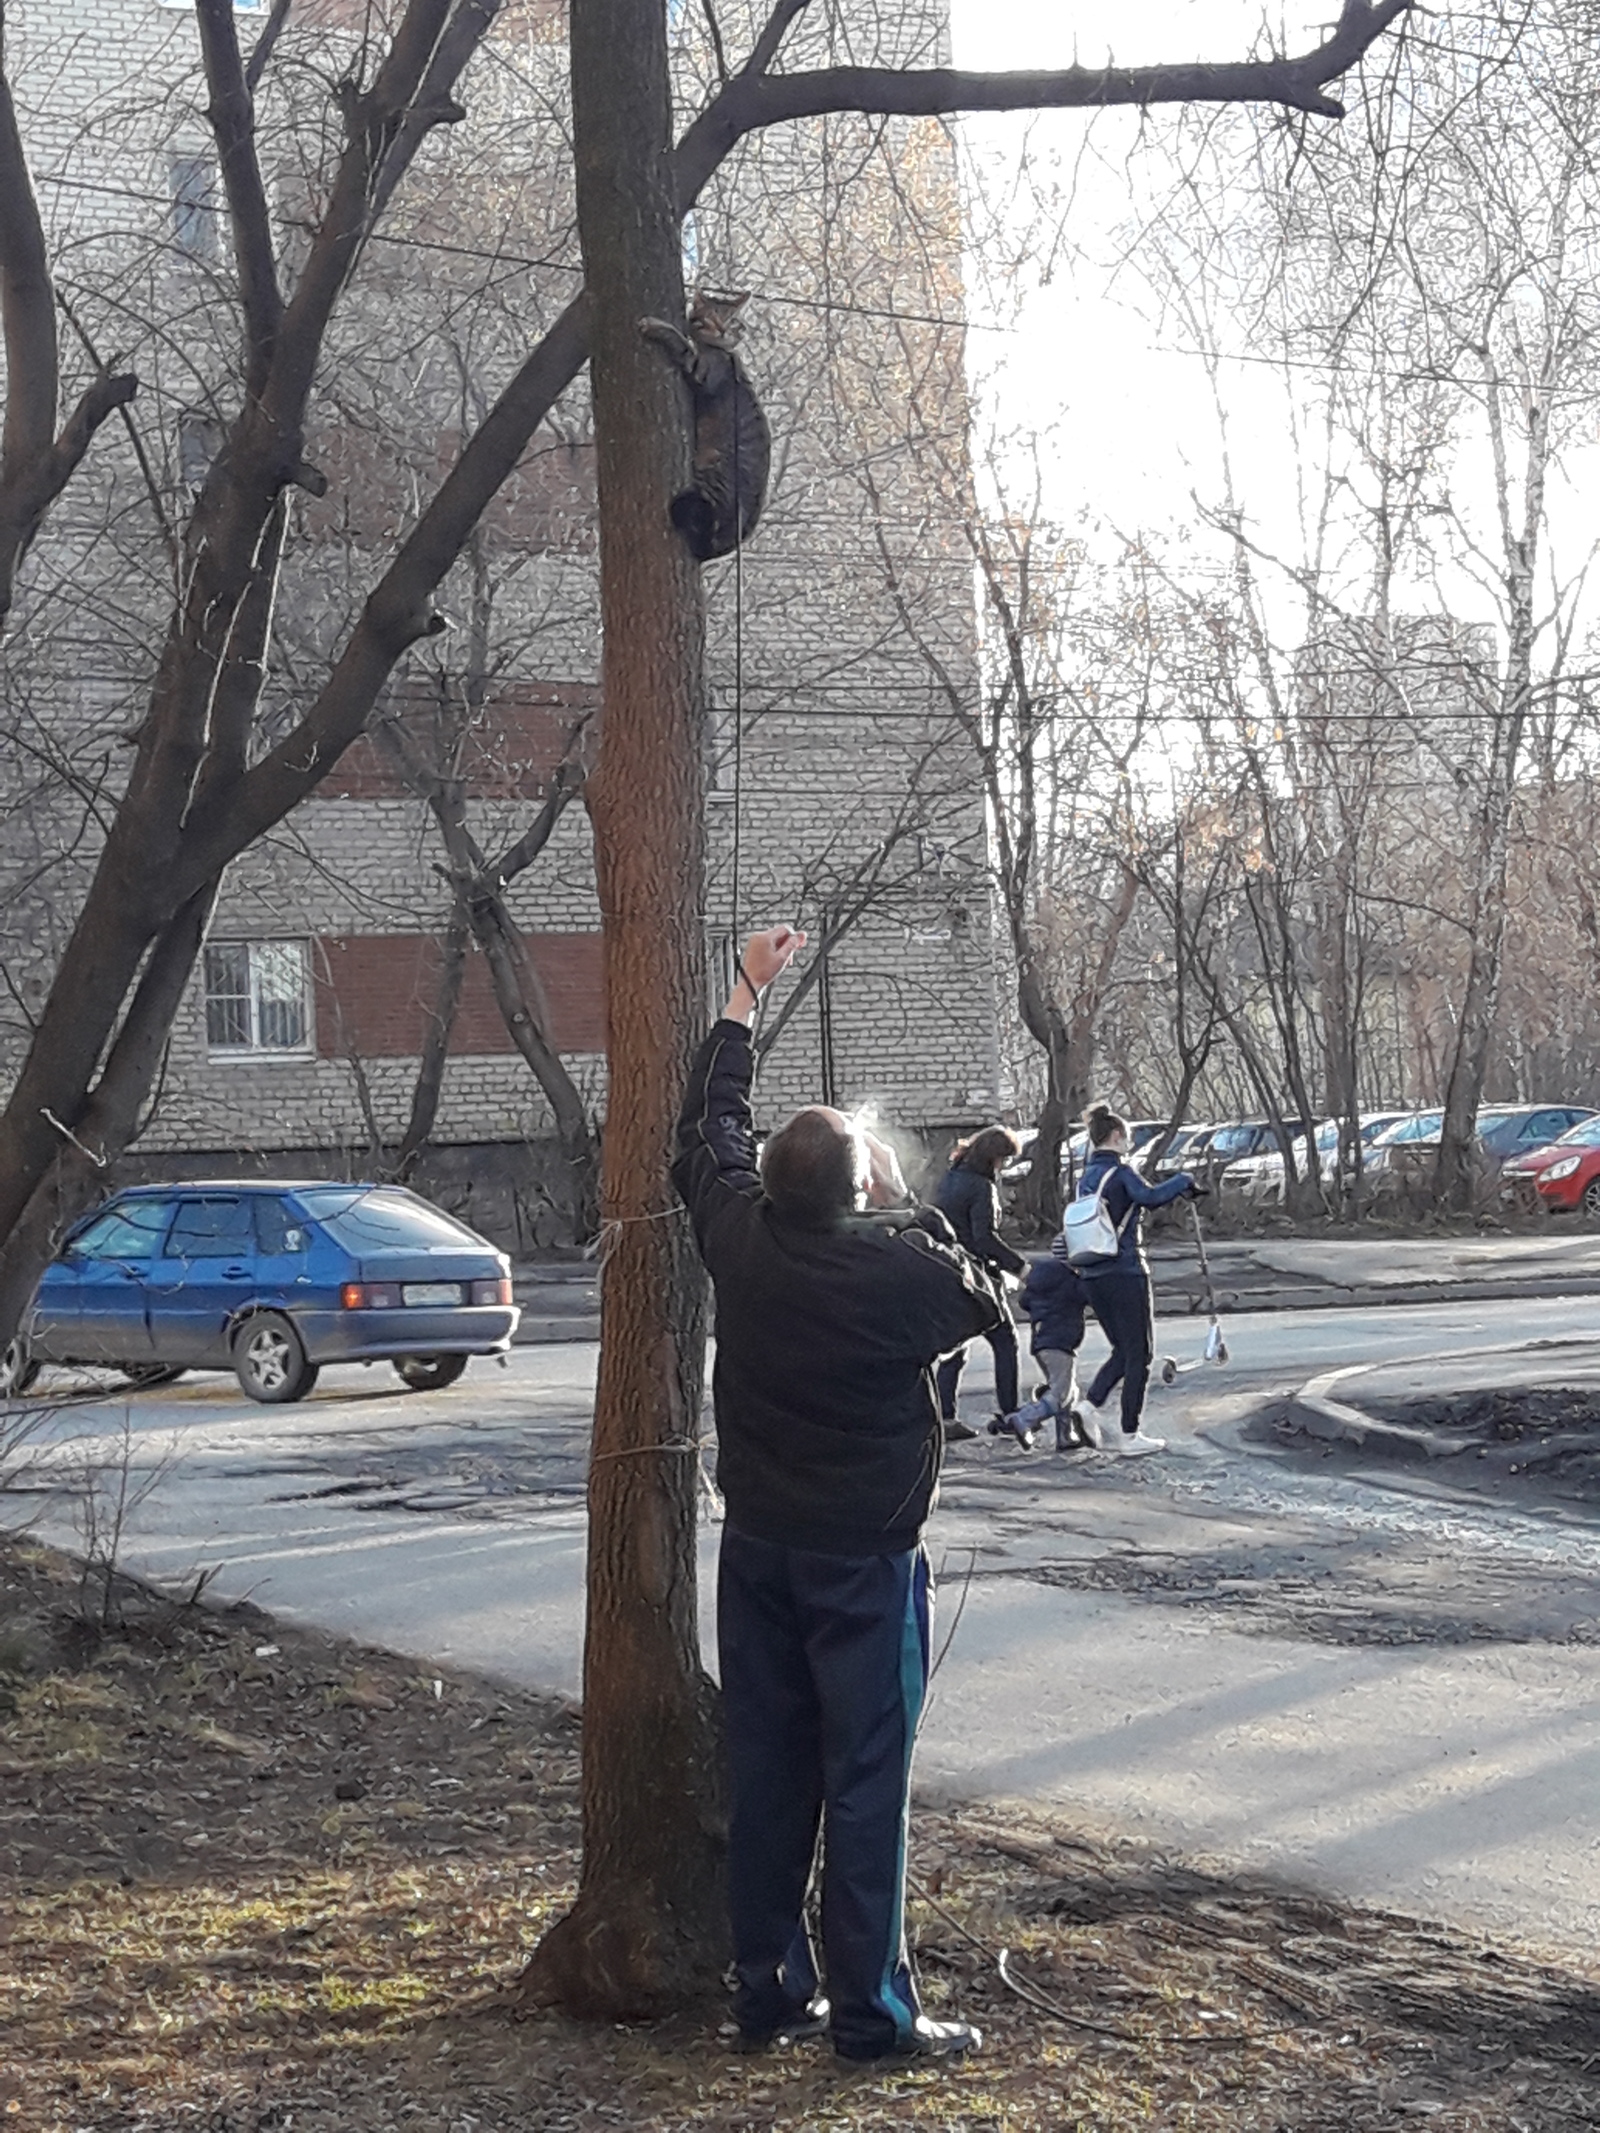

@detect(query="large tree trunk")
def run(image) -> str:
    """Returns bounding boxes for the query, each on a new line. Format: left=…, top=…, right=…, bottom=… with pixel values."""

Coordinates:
left=0, top=882, right=221, bottom=1345
left=516, top=0, right=724, bottom=2020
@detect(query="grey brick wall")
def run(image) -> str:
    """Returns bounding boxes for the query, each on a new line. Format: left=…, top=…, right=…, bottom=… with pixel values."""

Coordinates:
left=0, top=0, right=1001, bottom=1222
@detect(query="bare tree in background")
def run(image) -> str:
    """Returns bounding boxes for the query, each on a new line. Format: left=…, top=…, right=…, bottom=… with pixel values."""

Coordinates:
left=1148, top=0, right=1600, bottom=1206
left=0, top=0, right=1411, bottom=2015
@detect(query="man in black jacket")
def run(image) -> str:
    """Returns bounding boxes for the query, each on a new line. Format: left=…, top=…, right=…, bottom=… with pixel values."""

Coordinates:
left=672, top=926, right=1002, bottom=2064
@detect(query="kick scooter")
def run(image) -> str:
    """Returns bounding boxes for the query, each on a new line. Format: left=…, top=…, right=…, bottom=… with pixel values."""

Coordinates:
left=1159, top=1196, right=1229, bottom=1384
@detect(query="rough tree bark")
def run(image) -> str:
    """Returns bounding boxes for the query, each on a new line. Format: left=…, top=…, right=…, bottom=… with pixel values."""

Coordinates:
left=515, top=0, right=723, bottom=2016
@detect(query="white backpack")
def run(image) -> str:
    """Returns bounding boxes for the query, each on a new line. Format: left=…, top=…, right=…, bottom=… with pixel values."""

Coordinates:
left=1060, top=1169, right=1135, bottom=1266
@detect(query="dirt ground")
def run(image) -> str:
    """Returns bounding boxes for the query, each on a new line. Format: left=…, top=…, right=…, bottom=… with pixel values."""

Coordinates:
left=4, top=1539, right=1600, bottom=2133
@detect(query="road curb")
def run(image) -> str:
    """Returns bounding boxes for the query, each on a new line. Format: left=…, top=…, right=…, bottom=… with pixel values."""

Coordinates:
left=1154, top=1274, right=1600, bottom=1317
left=1284, top=1389, right=1478, bottom=1461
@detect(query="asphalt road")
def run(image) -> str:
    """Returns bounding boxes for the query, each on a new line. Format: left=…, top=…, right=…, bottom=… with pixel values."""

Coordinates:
left=6, top=1290, right=1600, bottom=1966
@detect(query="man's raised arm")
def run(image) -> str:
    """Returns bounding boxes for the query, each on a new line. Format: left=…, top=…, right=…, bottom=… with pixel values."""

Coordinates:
left=671, top=926, right=806, bottom=1230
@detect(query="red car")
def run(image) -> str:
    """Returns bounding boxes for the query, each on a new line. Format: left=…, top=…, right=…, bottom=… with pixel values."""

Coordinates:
left=1501, top=1113, right=1600, bottom=1216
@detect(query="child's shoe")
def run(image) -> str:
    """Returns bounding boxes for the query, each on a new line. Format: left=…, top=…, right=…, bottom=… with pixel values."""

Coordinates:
left=991, top=1407, right=1040, bottom=1450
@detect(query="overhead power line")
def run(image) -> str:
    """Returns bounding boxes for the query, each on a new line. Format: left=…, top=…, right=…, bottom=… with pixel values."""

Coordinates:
left=35, top=170, right=1001, bottom=334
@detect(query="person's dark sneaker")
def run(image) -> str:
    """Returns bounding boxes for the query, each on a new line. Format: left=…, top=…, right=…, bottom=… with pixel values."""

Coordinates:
left=1073, top=1404, right=1104, bottom=1449
left=735, top=1996, right=830, bottom=2052
left=835, top=2014, right=983, bottom=2064
left=942, top=1417, right=979, bottom=1443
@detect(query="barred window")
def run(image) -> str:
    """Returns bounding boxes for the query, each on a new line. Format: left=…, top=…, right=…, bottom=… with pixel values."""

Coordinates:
left=204, top=941, right=311, bottom=1058
left=170, top=152, right=220, bottom=262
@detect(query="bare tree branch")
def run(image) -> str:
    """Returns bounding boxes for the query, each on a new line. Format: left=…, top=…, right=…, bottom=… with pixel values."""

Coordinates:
left=0, top=68, right=136, bottom=627
left=673, top=2, right=1414, bottom=209
left=244, top=0, right=293, bottom=94
left=196, top=0, right=284, bottom=394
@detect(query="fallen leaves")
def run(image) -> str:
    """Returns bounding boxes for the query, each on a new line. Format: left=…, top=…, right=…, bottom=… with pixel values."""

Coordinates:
left=3, top=1536, right=1600, bottom=2131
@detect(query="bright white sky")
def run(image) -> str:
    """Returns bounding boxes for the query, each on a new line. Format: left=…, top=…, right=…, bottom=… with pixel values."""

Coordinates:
left=941, top=3, right=1600, bottom=669
left=942, top=5, right=1352, bottom=623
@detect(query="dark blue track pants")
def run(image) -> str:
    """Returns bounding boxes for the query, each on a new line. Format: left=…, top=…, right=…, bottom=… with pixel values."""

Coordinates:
left=717, top=1526, right=931, bottom=2058
left=1084, top=1267, right=1155, bottom=1433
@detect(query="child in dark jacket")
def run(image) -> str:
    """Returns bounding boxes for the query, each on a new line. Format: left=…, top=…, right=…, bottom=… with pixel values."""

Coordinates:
left=992, top=1254, right=1099, bottom=1452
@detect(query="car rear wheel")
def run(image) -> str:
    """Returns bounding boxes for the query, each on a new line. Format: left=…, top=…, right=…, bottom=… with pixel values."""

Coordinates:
left=233, top=1314, right=319, bottom=1405
left=1582, top=1177, right=1600, bottom=1222
left=0, top=1335, right=39, bottom=1399
left=393, top=1353, right=470, bottom=1393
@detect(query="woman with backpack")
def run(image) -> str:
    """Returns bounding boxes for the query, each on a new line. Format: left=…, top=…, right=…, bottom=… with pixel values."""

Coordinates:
left=1057, top=1104, right=1199, bottom=1457
left=933, top=1125, right=1026, bottom=1441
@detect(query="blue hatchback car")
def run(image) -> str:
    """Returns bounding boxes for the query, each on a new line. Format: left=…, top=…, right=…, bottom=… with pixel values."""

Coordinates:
left=1, top=1181, right=519, bottom=1404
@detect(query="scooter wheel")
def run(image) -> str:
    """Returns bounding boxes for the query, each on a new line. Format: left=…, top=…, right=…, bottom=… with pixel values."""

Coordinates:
left=1160, top=1357, right=1178, bottom=1386
left=1215, top=1341, right=1230, bottom=1365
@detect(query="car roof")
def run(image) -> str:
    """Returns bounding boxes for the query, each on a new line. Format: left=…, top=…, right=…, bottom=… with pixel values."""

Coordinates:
left=117, top=1179, right=384, bottom=1195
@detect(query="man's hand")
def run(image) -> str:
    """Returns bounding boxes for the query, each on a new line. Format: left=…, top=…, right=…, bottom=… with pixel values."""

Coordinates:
left=723, top=925, right=806, bottom=1025
left=862, top=1129, right=908, bottom=1208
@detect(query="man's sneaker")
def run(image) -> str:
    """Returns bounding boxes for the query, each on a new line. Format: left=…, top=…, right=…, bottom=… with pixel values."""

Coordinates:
left=942, top=1417, right=978, bottom=1443
left=989, top=1409, right=1038, bottom=1450
left=735, top=1996, right=830, bottom=2052
left=836, top=2014, right=982, bottom=2064
left=1054, top=1419, right=1089, bottom=1454
left=1114, top=1431, right=1165, bottom=1456
left=1073, top=1405, right=1103, bottom=1449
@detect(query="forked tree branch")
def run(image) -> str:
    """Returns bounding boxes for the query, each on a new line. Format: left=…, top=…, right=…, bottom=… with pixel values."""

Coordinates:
left=672, top=0, right=1413, bottom=209
left=244, top=0, right=293, bottom=92
left=489, top=715, right=592, bottom=886
left=174, top=0, right=1409, bottom=888
left=196, top=0, right=284, bottom=394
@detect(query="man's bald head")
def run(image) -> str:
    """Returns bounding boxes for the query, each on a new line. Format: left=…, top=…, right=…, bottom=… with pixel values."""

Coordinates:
left=761, top=1104, right=868, bottom=1225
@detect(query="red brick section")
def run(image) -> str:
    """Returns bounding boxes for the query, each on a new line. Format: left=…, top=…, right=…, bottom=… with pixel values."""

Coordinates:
left=319, top=681, right=600, bottom=800
left=314, top=932, right=606, bottom=1058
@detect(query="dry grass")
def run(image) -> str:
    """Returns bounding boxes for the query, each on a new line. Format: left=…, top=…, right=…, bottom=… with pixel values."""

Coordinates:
left=3, top=1536, right=1599, bottom=2131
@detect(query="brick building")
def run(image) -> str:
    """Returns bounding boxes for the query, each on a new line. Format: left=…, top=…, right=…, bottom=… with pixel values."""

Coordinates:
left=0, top=0, right=998, bottom=1249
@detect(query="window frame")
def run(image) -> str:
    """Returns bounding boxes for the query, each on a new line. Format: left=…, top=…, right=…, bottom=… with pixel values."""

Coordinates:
left=163, top=1194, right=258, bottom=1260
left=203, top=938, right=315, bottom=1062
left=169, top=150, right=222, bottom=263
left=68, top=1198, right=178, bottom=1262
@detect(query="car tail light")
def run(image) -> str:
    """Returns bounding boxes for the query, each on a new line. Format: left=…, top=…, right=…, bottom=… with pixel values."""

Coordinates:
left=341, top=1282, right=402, bottom=1309
left=471, top=1276, right=513, bottom=1306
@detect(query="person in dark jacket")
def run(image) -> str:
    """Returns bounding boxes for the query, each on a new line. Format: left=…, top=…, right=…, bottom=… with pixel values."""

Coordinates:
left=1001, top=1254, right=1096, bottom=1452
left=932, top=1127, right=1026, bottom=1440
left=672, top=925, right=1003, bottom=2066
left=1056, top=1102, right=1198, bottom=1456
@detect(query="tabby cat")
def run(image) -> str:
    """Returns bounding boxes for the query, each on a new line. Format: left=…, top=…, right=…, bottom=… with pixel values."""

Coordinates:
left=641, top=292, right=771, bottom=561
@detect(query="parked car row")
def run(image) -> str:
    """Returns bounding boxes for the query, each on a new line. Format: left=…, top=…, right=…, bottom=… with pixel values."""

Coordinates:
left=0, top=1180, right=519, bottom=1404
left=1001, top=1101, right=1600, bottom=1218
left=1193, top=1102, right=1600, bottom=1208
